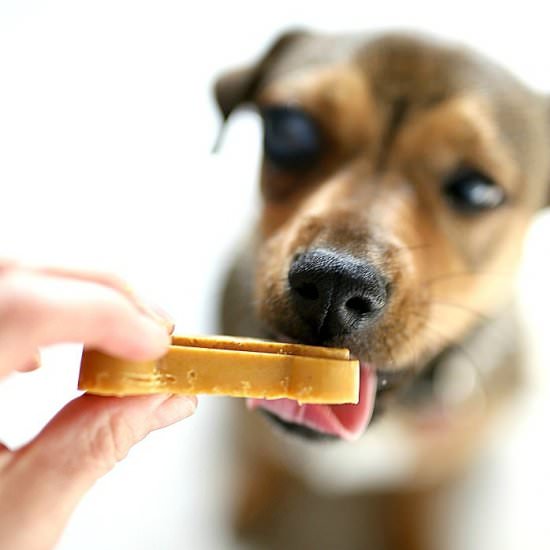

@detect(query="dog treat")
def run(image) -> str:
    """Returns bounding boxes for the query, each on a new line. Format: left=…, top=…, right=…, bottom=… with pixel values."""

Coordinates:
left=78, top=335, right=359, bottom=404
left=170, top=334, right=350, bottom=360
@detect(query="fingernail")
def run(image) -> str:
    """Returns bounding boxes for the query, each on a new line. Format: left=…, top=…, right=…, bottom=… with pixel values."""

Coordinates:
left=137, top=300, right=175, bottom=334
left=149, top=304, right=176, bottom=335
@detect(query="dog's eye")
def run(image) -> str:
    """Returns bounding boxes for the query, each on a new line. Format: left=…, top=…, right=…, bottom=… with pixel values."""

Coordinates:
left=443, top=169, right=506, bottom=213
left=262, top=106, right=321, bottom=170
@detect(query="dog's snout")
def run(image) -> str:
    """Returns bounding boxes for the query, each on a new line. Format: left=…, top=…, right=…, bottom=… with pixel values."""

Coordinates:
left=288, top=249, right=387, bottom=339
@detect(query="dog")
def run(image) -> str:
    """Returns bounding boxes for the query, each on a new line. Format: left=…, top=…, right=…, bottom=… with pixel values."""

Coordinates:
left=214, top=30, right=550, bottom=550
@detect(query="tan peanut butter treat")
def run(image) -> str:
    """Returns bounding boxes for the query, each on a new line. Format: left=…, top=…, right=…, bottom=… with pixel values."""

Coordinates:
left=78, top=335, right=359, bottom=404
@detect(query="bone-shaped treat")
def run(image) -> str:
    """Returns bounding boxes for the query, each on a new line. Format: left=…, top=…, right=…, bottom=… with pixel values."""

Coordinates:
left=78, top=335, right=359, bottom=404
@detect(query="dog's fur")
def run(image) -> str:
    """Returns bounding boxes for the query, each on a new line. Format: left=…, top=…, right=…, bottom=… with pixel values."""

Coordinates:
left=215, top=30, right=550, bottom=550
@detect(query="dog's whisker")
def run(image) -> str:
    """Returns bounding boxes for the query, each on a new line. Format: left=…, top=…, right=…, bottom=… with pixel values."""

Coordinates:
left=392, top=243, right=434, bottom=253
left=387, top=313, right=429, bottom=371
left=427, top=301, right=513, bottom=348
left=422, top=270, right=516, bottom=287
left=428, top=301, right=513, bottom=360
left=428, top=300, right=494, bottom=325
left=380, top=329, right=399, bottom=368
left=395, top=328, right=423, bottom=371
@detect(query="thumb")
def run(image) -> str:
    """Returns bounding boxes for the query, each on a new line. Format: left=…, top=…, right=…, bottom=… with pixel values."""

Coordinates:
left=0, top=393, right=197, bottom=550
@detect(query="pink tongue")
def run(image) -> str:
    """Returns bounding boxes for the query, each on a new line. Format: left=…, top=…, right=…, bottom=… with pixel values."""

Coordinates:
left=247, top=365, right=377, bottom=442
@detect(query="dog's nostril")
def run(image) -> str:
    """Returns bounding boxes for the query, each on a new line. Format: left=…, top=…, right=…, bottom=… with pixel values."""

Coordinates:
left=295, top=282, right=319, bottom=300
left=345, top=296, right=371, bottom=316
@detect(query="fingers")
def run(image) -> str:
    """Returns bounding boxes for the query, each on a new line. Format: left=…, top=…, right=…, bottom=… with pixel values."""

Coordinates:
left=30, top=264, right=174, bottom=332
left=0, top=267, right=173, bottom=375
left=29, top=393, right=197, bottom=479
left=0, top=393, right=197, bottom=550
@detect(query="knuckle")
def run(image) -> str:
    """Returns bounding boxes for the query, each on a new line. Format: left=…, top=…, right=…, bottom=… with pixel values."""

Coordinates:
left=107, top=412, right=137, bottom=460
left=86, top=412, right=141, bottom=473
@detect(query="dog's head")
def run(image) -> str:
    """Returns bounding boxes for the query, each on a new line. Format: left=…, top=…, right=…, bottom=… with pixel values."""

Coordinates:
left=215, top=31, right=550, bottom=441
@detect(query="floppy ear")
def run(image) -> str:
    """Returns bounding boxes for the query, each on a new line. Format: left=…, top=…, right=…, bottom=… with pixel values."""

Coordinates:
left=214, top=29, right=308, bottom=122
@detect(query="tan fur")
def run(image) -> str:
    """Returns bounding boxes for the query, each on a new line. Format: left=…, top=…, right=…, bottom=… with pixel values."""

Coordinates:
left=216, top=31, right=550, bottom=550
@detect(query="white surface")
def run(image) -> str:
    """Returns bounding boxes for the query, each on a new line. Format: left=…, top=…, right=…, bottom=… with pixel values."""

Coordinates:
left=0, top=2, right=550, bottom=549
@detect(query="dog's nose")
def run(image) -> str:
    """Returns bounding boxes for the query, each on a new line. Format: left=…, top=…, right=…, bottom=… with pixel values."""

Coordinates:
left=288, top=249, right=388, bottom=339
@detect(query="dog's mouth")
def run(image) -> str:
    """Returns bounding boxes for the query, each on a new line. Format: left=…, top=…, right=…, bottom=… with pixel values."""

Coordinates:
left=247, top=363, right=378, bottom=442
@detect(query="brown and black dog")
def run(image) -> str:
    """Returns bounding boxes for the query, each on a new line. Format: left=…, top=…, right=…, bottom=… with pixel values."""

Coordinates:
left=215, top=30, right=550, bottom=550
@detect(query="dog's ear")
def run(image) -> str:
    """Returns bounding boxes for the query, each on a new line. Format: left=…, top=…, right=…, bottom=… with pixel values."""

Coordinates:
left=214, top=29, right=308, bottom=122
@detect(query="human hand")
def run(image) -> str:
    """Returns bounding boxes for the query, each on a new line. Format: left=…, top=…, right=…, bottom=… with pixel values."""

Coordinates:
left=0, top=261, right=197, bottom=550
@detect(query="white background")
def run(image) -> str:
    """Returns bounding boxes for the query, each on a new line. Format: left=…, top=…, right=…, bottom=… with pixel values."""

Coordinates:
left=0, top=1, right=550, bottom=549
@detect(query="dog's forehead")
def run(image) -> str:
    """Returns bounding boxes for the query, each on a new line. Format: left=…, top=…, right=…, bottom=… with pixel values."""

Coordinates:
left=357, top=34, right=474, bottom=105
left=264, top=32, right=525, bottom=106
